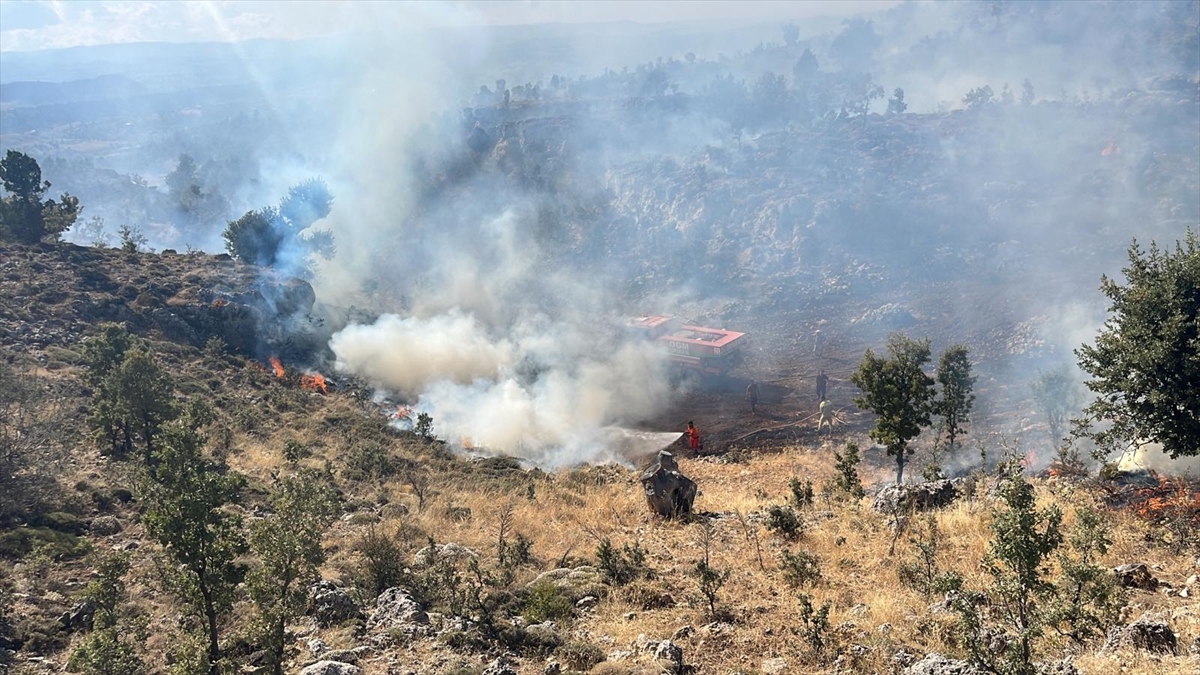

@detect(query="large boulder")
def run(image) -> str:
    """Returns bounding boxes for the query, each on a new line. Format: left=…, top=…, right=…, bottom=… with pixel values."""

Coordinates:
left=527, top=566, right=607, bottom=602
left=1104, top=615, right=1178, bottom=654
left=369, top=587, right=429, bottom=632
left=308, top=580, right=362, bottom=626
left=1113, top=563, right=1159, bottom=591
left=905, top=653, right=986, bottom=675
left=413, top=542, right=478, bottom=567
left=873, top=480, right=962, bottom=514
left=300, top=662, right=360, bottom=675
left=640, top=451, right=696, bottom=518
left=481, top=658, right=518, bottom=675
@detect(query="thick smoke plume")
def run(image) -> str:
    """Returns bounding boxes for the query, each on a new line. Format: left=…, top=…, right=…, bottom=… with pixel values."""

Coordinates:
left=330, top=308, right=675, bottom=467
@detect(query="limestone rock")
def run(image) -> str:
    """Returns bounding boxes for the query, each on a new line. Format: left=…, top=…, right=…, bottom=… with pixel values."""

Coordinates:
left=413, top=542, right=478, bottom=567
left=527, top=566, right=606, bottom=602
left=308, top=580, right=363, bottom=626
left=653, top=639, right=684, bottom=670
left=481, top=658, right=518, bottom=675
left=873, top=479, right=962, bottom=514
left=299, top=662, right=361, bottom=675
left=89, top=516, right=122, bottom=536
left=905, top=653, right=986, bottom=675
left=370, top=587, right=429, bottom=632
left=761, top=657, right=788, bottom=675
left=640, top=451, right=696, bottom=518
left=1104, top=615, right=1177, bottom=654
left=1113, top=563, right=1159, bottom=591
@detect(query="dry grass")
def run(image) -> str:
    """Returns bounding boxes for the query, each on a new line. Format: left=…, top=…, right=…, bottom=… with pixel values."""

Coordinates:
left=222, top=419, right=1200, bottom=675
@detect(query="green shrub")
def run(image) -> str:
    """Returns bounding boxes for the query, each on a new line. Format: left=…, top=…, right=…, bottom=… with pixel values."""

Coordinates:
left=0, top=527, right=91, bottom=560
left=353, top=526, right=406, bottom=600
left=789, top=478, right=814, bottom=508
left=36, top=511, right=86, bottom=535
left=765, top=505, right=804, bottom=541
left=343, top=441, right=395, bottom=481
left=523, top=582, right=573, bottom=623
left=780, top=551, right=822, bottom=587
left=555, top=641, right=606, bottom=670
left=596, top=538, right=649, bottom=586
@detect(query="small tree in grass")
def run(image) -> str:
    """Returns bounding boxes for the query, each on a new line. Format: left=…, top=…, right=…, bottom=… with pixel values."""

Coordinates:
left=831, top=442, right=865, bottom=500
left=851, top=334, right=936, bottom=484
left=1030, top=366, right=1082, bottom=451
left=69, top=552, right=146, bottom=675
left=693, top=520, right=729, bottom=621
left=952, top=466, right=1063, bottom=675
left=141, top=415, right=247, bottom=675
left=1046, top=505, right=1124, bottom=645
left=247, top=469, right=339, bottom=675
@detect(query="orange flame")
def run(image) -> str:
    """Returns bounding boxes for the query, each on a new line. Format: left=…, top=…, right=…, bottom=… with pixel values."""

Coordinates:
left=391, top=405, right=412, bottom=420
left=1021, top=449, right=1038, bottom=469
left=269, top=356, right=285, bottom=378
left=1101, top=141, right=1122, bottom=157
left=301, top=372, right=328, bottom=393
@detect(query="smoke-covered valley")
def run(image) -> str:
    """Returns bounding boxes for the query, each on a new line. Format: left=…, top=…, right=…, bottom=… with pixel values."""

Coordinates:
left=2, top=0, right=1197, bottom=467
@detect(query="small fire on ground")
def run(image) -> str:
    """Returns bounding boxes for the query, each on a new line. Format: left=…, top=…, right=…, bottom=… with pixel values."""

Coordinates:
left=1104, top=470, right=1200, bottom=527
left=265, top=356, right=328, bottom=394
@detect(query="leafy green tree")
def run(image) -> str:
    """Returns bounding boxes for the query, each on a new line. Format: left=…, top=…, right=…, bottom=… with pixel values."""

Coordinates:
left=792, top=48, right=819, bottom=82
left=83, top=325, right=176, bottom=460
left=223, top=179, right=335, bottom=269
left=69, top=552, right=146, bottom=675
left=781, top=23, right=800, bottom=47
left=851, top=334, right=936, bottom=484
left=963, top=85, right=995, bottom=109
left=1030, top=366, right=1083, bottom=450
left=84, top=324, right=139, bottom=456
left=222, top=207, right=286, bottom=266
left=141, top=418, right=247, bottom=675
left=1076, top=231, right=1199, bottom=459
left=247, top=470, right=339, bottom=675
left=0, top=150, right=80, bottom=243
left=113, top=348, right=176, bottom=464
left=1046, top=506, right=1124, bottom=645
left=933, top=345, right=976, bottom=454
left=954, top=467, right=1063, bottom=675
left=278, top=178, right=333, bottom=231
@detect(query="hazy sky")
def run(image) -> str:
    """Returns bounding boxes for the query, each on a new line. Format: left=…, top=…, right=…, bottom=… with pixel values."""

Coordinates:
left=0, top=0, right=897, bottom=52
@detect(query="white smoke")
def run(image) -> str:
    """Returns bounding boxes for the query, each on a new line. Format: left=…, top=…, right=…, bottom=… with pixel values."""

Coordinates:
left=329, top=311, right=511, bottom=393
left=330, top=308, right=677, bottom=467
left=1118, top=442, right=1200, bottom=478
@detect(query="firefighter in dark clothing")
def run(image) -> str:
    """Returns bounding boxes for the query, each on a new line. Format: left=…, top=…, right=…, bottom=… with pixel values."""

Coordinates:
left=746, top=379, right=760, bottom=413
left=816, top=370, right=829, bottom=402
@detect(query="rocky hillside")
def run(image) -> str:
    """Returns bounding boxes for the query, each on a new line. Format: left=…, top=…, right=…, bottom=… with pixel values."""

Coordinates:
left=1, top=242, right=1197, bottom=675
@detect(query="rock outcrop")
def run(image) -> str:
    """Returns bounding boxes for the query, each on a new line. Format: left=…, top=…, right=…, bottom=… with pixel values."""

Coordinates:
left=308, top=580, right=362, bottom=627
left=299, top=661, right=361, bottom=675
left=1104, top=615, right=1178, bottom=654
left=641, top=451, right=696, bottom=518
left=1113, top=563, right=1160, bottom=591
left=905, top=653, right=986, bottom=675
left=873, top=479, right=962, bottom=514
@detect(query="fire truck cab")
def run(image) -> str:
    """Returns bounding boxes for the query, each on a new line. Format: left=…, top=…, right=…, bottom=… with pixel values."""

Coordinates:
left=627, top=315, right=748, bottom=376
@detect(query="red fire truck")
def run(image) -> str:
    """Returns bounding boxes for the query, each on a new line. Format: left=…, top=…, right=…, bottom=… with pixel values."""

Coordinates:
left=627, top=315, right=748, bottom=376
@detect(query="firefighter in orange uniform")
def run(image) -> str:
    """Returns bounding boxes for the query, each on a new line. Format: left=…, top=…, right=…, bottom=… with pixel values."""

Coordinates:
left=687, top=421, right=701, bottom=452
